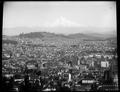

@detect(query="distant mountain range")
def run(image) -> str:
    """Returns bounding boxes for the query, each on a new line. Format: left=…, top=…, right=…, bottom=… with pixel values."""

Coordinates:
left=12, top=31, right=116, bottom=41
left=3, top=27, right=116, bottom=41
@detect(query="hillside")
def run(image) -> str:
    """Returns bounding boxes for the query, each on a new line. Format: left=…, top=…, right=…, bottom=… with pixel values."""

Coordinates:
left=3, top=27, right=116, bottom=41
left=17, top=31, right=116, bottom=41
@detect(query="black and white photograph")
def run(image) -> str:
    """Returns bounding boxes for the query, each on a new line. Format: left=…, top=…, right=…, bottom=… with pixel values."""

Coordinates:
left=2, top=1, right=118, bottom=91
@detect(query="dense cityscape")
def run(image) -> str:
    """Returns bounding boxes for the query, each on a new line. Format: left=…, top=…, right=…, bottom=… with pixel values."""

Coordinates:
left=2, top=33, right=118, bottom=91
left=2, top=1, right=118, bottom=91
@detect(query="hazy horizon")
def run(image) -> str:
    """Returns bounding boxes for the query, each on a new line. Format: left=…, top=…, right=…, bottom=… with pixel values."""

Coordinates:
left=3, top=27, right=116, bottom=36
left=3, top=1, right=116, bottom=36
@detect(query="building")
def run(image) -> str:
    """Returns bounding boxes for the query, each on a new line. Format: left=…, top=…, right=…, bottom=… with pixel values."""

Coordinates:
left=26, top=60, right=38, bottom=70
left=101, top=61, right=109, bottom=68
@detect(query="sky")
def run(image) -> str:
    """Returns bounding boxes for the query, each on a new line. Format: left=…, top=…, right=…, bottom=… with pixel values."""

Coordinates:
left=3, top=1, right=116, bottom=35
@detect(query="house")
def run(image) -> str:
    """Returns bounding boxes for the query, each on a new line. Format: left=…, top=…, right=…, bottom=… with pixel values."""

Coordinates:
left=89, top=55, right=93, bottom=57
left=95, top=54, right=101, bottom=58
left=26, top=60, right=38, bottom=69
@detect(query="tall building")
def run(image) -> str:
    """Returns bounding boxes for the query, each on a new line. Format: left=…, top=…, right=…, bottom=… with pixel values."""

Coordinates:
left=103, top=70, right=113, bottom=84
left=101, top=61, right=109, bottom=68
left=68, top=73, right=72, bottom=82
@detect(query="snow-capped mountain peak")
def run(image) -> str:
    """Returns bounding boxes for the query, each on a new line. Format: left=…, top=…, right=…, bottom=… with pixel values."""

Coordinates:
left=45, top=16, right=82, bottom=27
